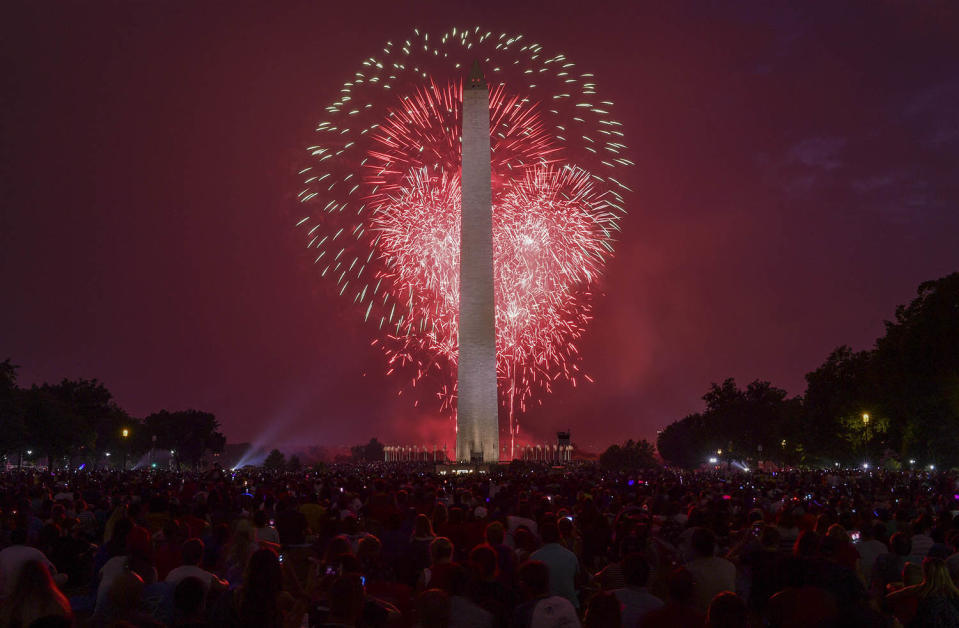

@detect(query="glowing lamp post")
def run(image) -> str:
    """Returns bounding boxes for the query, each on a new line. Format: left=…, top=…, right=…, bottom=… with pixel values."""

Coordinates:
left=121, top=428, right=130, bottom=470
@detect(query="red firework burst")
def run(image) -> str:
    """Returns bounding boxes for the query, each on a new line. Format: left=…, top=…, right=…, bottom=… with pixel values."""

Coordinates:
left=367, top=82, right=614, bottom=437
left=298, top=27, right=630, bottom=450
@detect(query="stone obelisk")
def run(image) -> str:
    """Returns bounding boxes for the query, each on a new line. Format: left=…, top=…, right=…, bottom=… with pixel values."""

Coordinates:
left=456, top=61, right=499, bottom=463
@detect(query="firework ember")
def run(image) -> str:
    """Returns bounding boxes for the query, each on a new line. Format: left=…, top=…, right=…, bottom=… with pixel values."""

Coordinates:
left=297, top=27, right=630, bottom=447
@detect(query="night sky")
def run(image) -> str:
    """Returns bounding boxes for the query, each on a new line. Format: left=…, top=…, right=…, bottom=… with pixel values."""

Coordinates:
left=3, top=1, right=958, bottom=452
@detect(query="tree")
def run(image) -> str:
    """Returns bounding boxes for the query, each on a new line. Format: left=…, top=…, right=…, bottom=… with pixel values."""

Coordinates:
left=22, top=385, right=87, bottom=465
left=599, top=439, right=657, bottom=470
left=350, top=438, right=385, bottom=462
left=0, top=359, right=28, bottom=461
left=803, top=346, right=879, bottom=465
left=656, top=379, right=803, bottom=468
left=874, top=272, right=959, bottom=465
left=264, top=449, right=286, bottom=471
left=287, top=455, right=302, bottom=472
left=657, top=414, right=708, bottom=468
left=144, top=410, right=225, bottom=468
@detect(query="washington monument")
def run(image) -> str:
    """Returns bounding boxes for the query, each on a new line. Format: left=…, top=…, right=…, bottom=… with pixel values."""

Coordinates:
left=456, top=61, right=499, bottom=462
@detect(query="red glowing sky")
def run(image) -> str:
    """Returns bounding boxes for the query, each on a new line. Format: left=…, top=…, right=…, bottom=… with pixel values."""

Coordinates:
left=2, top=1, right=958, bottom=452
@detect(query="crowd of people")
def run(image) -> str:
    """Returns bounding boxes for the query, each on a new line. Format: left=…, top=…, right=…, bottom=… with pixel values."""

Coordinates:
left=1, top=462, right=958, bottom=627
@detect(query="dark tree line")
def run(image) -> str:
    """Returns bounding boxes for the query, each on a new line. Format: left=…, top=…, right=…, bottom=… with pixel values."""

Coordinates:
left=0, top=362, right=225, bottom=468
left=656, top=272, right=959, bottom=469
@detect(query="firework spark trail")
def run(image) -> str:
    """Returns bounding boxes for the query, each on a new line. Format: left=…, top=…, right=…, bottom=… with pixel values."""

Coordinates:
left=297, top=27, right=630, bottom=451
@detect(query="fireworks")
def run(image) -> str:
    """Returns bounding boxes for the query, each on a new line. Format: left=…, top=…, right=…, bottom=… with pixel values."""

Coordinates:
left=297, top=27, right=630, bottom=446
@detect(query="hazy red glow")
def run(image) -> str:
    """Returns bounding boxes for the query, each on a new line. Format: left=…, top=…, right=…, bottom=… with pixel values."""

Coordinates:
left=297, top=31, right=630, bottom=450
left=368, top=83, right=613, bottom=443
left=2, top=3, right=958, bottom=451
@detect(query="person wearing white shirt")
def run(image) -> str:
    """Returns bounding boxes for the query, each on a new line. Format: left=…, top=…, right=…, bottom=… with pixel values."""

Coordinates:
left=613, top=553, right=664, bottom=628
left=0, top=529, right=65, bottom=600
left=253, top=511, right=280, bottom=545
left=165, top=538, right=228, bottom=593
left=684, top=527, right=736, bottom=612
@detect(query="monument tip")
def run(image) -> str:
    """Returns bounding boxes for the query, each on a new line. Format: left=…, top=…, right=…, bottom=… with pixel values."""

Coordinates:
left=468, top=60, right=486, bottom=89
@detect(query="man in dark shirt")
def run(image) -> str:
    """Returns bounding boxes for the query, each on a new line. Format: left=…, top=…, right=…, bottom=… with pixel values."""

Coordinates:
left=275, top=498, right=308, bottom=546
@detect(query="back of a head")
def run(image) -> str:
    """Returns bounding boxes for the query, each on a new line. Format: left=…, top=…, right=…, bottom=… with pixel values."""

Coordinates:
left=891, top=532, right=912, bottom=557
left=584, top=591, right=622, bottom=628
left=691, top=527, right=716, bottom=558
left=485, top=521, right=505, bottom=546
left=328, top=573, right=365, bottom=622
left=760, top=525, right=781, bottom=549
left=244, top=548, right=282, bottom=597
left=418, top=589, right=451, bottom=628
left=324, top=535, right=353, bottom=562
left=11, top=560, right=57, bottom=602
left=181, top=538, right=205, bottom=566
left=707, top=591, right=747, bottom=628
left=518, top=560, right=550, bottom=598
left=621, top=552, right=651, bottom=588
left=357, top=534, right=382, bottom=561
left=109, top=570, right=145, bottom=612
left=174, top=576, right=206, bottom=617
left=666, top=568, right=695, bottom=604
left=794, top=530, right=820, bottom=558
left=445, top=563, right=470, bottom=596
left=540, top=521, right=560, bottom=545
left=826, top=523, right=847, bottom=541
left=430, top=537, right=453, bottom=563
left=470, top=545, right=498, bottom=580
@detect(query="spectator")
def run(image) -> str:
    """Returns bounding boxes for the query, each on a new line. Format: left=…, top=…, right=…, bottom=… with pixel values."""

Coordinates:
left=446, top=562, right=493, bottom=628
left=530, top=521, right=580, bottom=609
left=419, top=537, right=458, bottom=592
left=409, top=514, right=437, bottom=583
left=873, top=532, right=912, bottom=594
left=612, top=552, right=663, bottom=627
left=166, top=538, right=228, bottom=593
left=173, top=576, right=208, bottom=627
left=891, top=557, right=959, bottom=627
left=642, top=567, right=706, bottom=628
left=856, top=523, right=888, bottom=577
left=0, top=560, right=72, bottom=628
left=274, top=499, right=308, bottom=546
left=319, top=573, right=366, bottom=628
left=0, top=528, right=65, bottom=600
left=211, top=548, right=295, bottom=628
left=910, top=515, right=935, bottom=562
left=685, top=527, right=736, bottom=612
left=706, top=591, right=747, bottom=628
left=469, top=544, right=514, bottom=626
left=512, top=560, right=580, bottom=628
left=253, top=510, right=280, bottom=545
left=418, top=588, right=451, bottom=628
left=583, top=590, right=621, bottom=628
left=483, top=522, right=516, bottom=587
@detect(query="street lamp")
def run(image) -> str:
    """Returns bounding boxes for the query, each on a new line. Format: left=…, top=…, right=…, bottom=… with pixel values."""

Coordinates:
left=121, top=428, right=130, bottom=470
left=862, top=413, right=870, bottom=425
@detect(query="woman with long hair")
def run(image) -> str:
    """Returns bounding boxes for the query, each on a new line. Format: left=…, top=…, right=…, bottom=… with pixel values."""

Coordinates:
left=408, top=514, right=436, bottom=586
left=0, top=560, right=72, bottom=628
left=211, top=548, right=299, bottom=628
left=886, top=557, right=959, bottom=627
left=911, top=557, right=959, bottom=627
